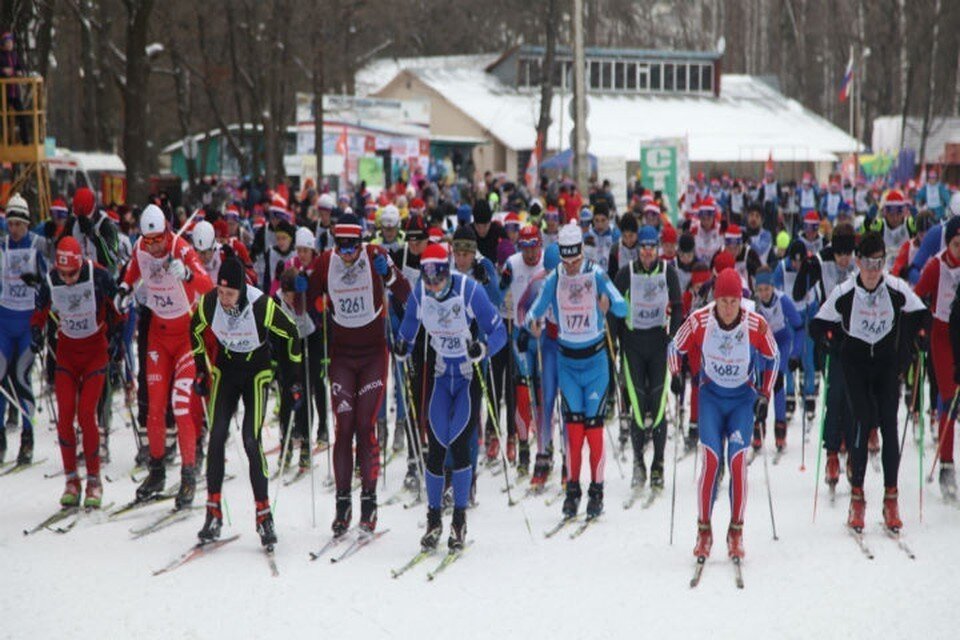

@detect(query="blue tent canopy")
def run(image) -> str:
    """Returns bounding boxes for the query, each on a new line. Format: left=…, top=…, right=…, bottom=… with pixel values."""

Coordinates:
left=541, top=148, right=598, bottom=174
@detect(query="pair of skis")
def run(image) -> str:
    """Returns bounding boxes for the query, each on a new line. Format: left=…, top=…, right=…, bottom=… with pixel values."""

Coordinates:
left=689, top=556, right=744, bottom=589
left=1, top=457, right=48, bottom=477
left=22, top=502, right=111, bottom=535
left=543, top=513, right=601, bottom=539
left=623, top=486, right=663, bottom=510
left=849, top=524, right=916, bottom=560
left=391, top=542, right=472, bottom=580
left=307, top=528, right=391, bottom=564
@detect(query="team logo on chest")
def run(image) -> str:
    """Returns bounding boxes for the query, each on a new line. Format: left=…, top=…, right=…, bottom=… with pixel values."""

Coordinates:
left=435, top=302, right=462, bottom=328
left=567, top=278, right=593, bottom=303
left=340, top=258, right=366, bottom=285
left=66, top=289, right=92, bottom=311
left=148, top=261, right=165, bottom=280
left=717, top=328, right=745, bottom=357
left=642, top=279, right=665, bottom=300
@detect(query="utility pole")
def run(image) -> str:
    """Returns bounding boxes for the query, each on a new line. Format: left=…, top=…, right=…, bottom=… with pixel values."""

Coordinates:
left=572, top=0, right=589, bottom=195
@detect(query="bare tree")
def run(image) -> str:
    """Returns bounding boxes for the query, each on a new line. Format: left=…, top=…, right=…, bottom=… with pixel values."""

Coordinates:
left=121, top=0, right=156, bottom=205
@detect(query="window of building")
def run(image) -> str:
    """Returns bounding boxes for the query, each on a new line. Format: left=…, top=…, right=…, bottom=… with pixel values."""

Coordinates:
left=626, top=62, right=637, bottom=89
left=589, top=60, right=601, bottom=89
left=676, top=63, right=686, bottom=91
left=649, top=63, right=660, bottom=90
left=664, top=63, right=674, bottom=91
left=614, top=61, right=625, bottom=90
left=601, top=61, right=612, bottom=89
left=689, top=64, right=700, bottom=91
left=701, top=64, right=713, bottom=92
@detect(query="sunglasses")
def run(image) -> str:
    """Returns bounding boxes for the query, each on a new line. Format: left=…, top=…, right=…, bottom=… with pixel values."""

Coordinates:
left=141, top=234, right=165, bottom=247
left=421, top=262, right=449, bottom=285
left=860, top=257, right=883, bottom=271
left=335, top=239, right=361, bottom=254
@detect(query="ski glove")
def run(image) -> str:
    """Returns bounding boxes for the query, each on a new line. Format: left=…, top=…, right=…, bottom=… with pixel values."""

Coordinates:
left=20, top=272, right=40, bottom=288
left=192, top=371, right=210, bottom=397
left=30, top=325, right=43, bottom=354
left=467, top=340, right=486, bottom=363
left=670, top=374, right=684, bottom=396
left=167, top=259, right=191, bottom=282
left=114, top=283, right=132, bottom=313
left=753, top=396, right=769, bottom=424
left=499, top=268, right=512, bottom=291
left=473, top=261, right=490, bottom=285
left=373, top=252, right=389, bottom=277
left=294, top=274, right=308, bottom=293
left=392, top=339, right=410, bottom=362
left=517, top=329, right=530, bottom=353
left=289, top=383, right=304, bottom=412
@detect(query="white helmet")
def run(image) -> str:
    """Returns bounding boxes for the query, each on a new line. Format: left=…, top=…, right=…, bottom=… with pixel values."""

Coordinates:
left=318, top=193, right=336, bottom=210
left=192, top=220, right=215, bottom=251
left=140, top=204, right=167, bottom=236
left=295, top=226, right=315, bottom=250
left=380, top=205, right=400, bottom=228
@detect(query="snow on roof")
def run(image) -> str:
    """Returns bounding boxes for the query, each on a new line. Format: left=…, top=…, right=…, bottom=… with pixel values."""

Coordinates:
left=371, top=59, right=858, bottom=163
left=355, top=53, right=501, bottom=97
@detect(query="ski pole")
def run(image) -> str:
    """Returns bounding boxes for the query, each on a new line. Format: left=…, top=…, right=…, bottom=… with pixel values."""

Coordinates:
left=759, top=421, right=779, bottom=541
left=926, top=388, right=959, bottom=483
left=602, top=326, right=626, bottom=479
left=669, top=388, right=682, bottom=545
left=918, top=352, right=926, bottom=523
left=475, top=360, right=533, bottom=538
left=321, top=294, right=333, bottom=488
left=0, top=379, right=31, bottom=427
left=812, top=352, right=830, bottom=523
left=800, top=276, right=810, bottom=472
left=303, top=334, right=317, bottom=528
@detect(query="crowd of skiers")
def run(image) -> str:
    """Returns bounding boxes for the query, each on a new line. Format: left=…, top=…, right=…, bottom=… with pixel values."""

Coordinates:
left=0, top=163, right=958, bottom=561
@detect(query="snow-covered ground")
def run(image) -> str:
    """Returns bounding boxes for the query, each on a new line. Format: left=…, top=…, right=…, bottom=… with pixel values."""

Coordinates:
left=1, top=391, right=955, bottom=639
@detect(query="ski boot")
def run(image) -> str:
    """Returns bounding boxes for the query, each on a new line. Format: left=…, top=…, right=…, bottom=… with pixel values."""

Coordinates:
left=684, top=423, right=699, bottom=453
left=403, top=462, right=420, bottom=493
left=392, top=419, right=406, bottom=453
left=359, top=490, right=377, bottom=533
left=175, top=465, right=196, bottom=509
left=299, top=440, right=312, bottom=472
left=562, top=481, right=582, bottom=518
left=83, top=475, right=103, bottom=509
left=751, top=424, right=762, bottom=451
left=727, top=520, right=745, bottom=559
left=135, top=458, right=166, bottom=501
left=506, top=435, right=517, bottom=464
left=847, top=487, right=866, bottom=531
left=516, top=440, right=530, bottom=477
left=16, top=429, right=33, bottom=465
left=650, top=461, right=665, bottom=490
left=449, top=507, right=467, bottom=551
left=485, top=434, right=500, bottom=463
left=940, top=462, right=958, bottom=502
left=61, top=473, right=82, bottom=507
left=867, top=428, right=880, bottom=455
left=421, top=507, right=443, bottom=551
left=316, top=428, right=329, bottom=449
left=804, top=396, right=816, bottom=421
left=198, top=493, right=223, bottom=542
left=332, top=491, right=352, bottom=536
left=530, top=453, right=552, bottom=488
left=786, top=397, right=796, bottom=420
left=774, top=421, right=787, bottom=452
left=825, top=452, right=840, bottom=488
left=255, top=499, right=277, bottom=548
left=376, top=418, right=388, bottom=450
left=631, top=458, right=647, bottom=488
left=693, top=520, right=712, bottom=558
left=585, top=482, right=604, bottom=518
left=882, top=487, right=902, bottom=532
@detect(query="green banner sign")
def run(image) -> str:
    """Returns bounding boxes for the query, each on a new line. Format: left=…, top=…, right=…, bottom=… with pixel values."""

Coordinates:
left=640, top=137, right=688, bottom=225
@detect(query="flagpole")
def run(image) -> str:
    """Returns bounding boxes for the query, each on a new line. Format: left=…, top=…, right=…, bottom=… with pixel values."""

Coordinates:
left=848, top=45, right=854, bottom=139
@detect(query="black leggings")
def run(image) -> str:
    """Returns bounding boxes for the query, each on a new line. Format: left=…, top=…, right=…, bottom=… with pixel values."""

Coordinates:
left=207, top=364, right=272, bottom=501
left=823, top=354, right=851, bottom=453
left=622, top=330, right=669, bottom=467
left=843, top=356, right=900, bottom=489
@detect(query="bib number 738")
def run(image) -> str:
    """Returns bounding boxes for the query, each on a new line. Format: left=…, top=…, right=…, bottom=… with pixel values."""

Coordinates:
left=438, top=336, right=462, bottom=352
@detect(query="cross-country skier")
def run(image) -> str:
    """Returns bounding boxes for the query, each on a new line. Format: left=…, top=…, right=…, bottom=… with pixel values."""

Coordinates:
left=914, top=216, right=960, bottom=499
left=117, top=204, right=213, bottom=507
left=613, top=225, right=683, bottom=491
left=190, top=257, right=302, bottom=547
left=394, top=242, right=506, bottom=551
left=32, top=237, right=121, bottom=507
left=308, top=213, right=410, bottom=535
left=525, top=223, right=627, bottom=519
left=0, top=193, right=44, bottom=464
left=669, top=267, right=779, bottom=559
left=810, top=232, right=927, bottom=532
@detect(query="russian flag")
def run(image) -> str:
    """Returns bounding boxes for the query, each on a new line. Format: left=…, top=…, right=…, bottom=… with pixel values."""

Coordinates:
left=839, top=54, right=854, bottom=102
